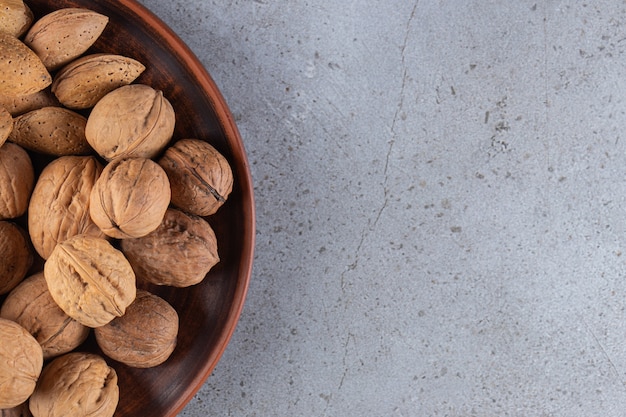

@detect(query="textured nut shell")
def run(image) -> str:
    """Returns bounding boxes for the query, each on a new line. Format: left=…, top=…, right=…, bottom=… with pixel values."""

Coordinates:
left=0, top=0, right=33, bottom=37
left=52, top=54, right=146, bottom=109
left=0, top=402, right=32, bottom=417
left=1, top=273, right=89, bottom=359
left=9, top=106, right=90, bottom=156
left=159, top=138, right=233, bottom=216
left=89, top=157, right=171, bottom=239
left=0, top=318, right=43, bottom=409
left=85, top=84, right=175, bottom=160
left=0, top=221, right=32, bottom=294
left=44, top=235, right=136, bottom=328
left=0, top=142, right=34, bottom=220
left=0, top=105, right=12, bottom=147
left=0, top=32, right=51, bottom=97
left=24, top=8, right=108, bottom=71
left=121, top=208, right=219, bottom=287
left=95, top=289, right=178, bottom=368
left=28, top=352, right=118, bottom=417
left=28, top=155, right=105, bottom=259
left=0, top=89, right=59, bottom=116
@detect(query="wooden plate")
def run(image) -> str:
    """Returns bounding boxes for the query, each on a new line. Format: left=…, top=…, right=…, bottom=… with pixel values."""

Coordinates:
left=21, top=1, right=255, bottom=415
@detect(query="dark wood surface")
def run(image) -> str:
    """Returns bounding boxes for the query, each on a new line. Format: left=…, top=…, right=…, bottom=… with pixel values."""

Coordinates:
left=17, top=1, right=255, bottom=415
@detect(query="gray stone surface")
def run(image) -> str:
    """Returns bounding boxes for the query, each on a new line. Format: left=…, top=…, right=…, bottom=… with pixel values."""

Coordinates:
left=139, top=1, right=626, bottom=415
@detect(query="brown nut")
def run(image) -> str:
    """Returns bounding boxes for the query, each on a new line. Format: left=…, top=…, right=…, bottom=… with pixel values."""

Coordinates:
left=89, top=157, right=171, bottom=239
left=121, top=208, right=219, bottom=287
left=0, top=318, right=43, bottom=409
left=0, top=402, right=32, bottom=417
left=0, top=31, right=51, bottom=97
left=24, top=8, right=108, bottom=71
left=8, top=106, right=91, bottom=156
left=0, top=142, right=34, bottom=220
left=0, top=104, right=12, bottom=147
left=159, top=138, right=233, bottom=216
left=0, top=89, right=60, bottom=117
left=85, top=84, right=175, bottom=160
left=1, top=272, right=90, bottom=359
left=0, top=0, right=34, bottom=38
left=28, top=155, right=105, bottom=259
left=44, top=234, right=136, bottom=328
left=95, top=289, right=178, bottom=368
left=29, top=352, right=118, bottom=417
left=0, top=221, right=32, bottom=294
left=52, top=53, right=146, bottom=109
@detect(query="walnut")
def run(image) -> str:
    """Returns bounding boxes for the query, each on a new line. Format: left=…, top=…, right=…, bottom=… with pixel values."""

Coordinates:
left=0, top=221, right=33, bottom=295
left=0, top=142, right=34, bottom=220
left=0, top=402, right=32, bottom=417
left=121, top=208, right=219, bottom=287
left=85, top=84, right=175, bottom=160
left=28, top=352, right=118, bottom=417
left=44, top=234, right=136, bottom=328
left=94, top=289, right=178, bottom=368
left=159, top=138, right=233, bottom=216
left=0, top=318, right=43, bottom=409
left=1, top=272, right=89, bottom=360
left=28, top=155, right=105, bottom=260
left=89, top=157, right=171, bottom=239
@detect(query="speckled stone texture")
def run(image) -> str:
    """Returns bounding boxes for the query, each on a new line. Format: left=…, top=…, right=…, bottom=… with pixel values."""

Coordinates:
left=140, top=1, right=626, bottom=415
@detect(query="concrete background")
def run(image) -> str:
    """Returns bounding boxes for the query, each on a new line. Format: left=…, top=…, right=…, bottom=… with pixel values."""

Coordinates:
left=140, top=1, right=626, bottom=415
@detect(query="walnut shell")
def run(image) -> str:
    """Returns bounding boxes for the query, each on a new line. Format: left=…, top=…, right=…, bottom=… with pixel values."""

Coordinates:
left=44, top=234, right=136, bottom=328
left=0, top=402, right=32, bottom=417
left=28, top=155, right=105, bottom=259
left=0, top=105, right=12, bottom=149
left=159, top=138, right=233, bottom=216
left=95, top=289, right=178, bottom=368
left=0, top=142, right=34, bottom=220
left=0, top=221, right=32, bottom=294
left=28, top=352, right=118, bottom=417
left=121, top=208, right=219, bottom=287
left=8, top=106, right=91, bottom=156
left=0, top=318, right=43, bottom=409
left=52, top=53, right=146, bottom=110
left=24, top=8, right=108, bottom=71
left=85, top=84, right=175, bottom=160
left=1, top=272, right=89, bottom=359
left=0, top=0, right=34, bottom=38
left=0, top=89, right=60, bottom=117
left=0, top=31, right=51, bottom=97
left=89, top=157, right=171, bottom=239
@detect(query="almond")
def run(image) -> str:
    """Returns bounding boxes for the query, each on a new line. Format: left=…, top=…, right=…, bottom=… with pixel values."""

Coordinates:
left=0, top=31, right=51, bottom=97
left=0, top=0, right=34, bottom=37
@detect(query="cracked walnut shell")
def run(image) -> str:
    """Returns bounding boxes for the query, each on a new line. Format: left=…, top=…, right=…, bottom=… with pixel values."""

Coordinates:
left=28, top=155, right=105, bottom=260
left=1, top=272, right=89, bottom=360
left=121, top=208, right=219, bottom=287
left=89, top=157, right=171, bottom=239
left=28, top=352, right=118, bottom=417
left=44, top=234, right=136, bottom=328
left=95, top=289, right=178, bottom=368
left=0, top=318, right=43, bottom=409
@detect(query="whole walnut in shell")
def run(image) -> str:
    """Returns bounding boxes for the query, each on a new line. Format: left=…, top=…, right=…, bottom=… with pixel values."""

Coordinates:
left=28, top=155, right=105, bottom=259
left=0, top=318, right=43, bottom=409
left=0, top=142, right=34, bottom=220
left=121, top=208, right=219, bottom=287
left=159, top=138, right=233, bottom=216
left=28, top=352, right=118, bottom=417
left=85, top=84, right=175, bottom=160
left=95, top=289, right=178, bottom=368
left=89, top=157, right=171, bottom=239
left=44, top=234, right=136, bottom=328
left=0, top=221, right=33, bottom=294
left=1, top=272, right=89, bottom=359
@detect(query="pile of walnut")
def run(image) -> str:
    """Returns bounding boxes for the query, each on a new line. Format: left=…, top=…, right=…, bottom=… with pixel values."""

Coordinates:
left=0, top=2, right=233, bottom=416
